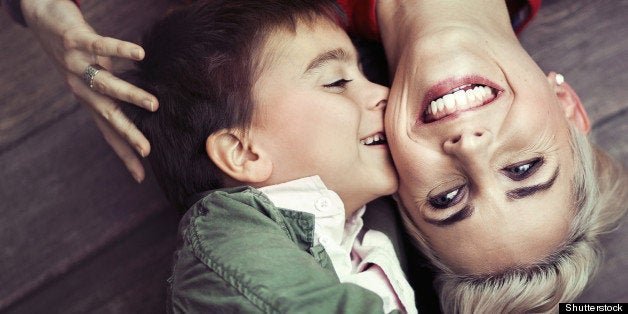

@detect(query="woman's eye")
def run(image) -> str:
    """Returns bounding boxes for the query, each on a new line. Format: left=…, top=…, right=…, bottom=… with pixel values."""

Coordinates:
left=428, top=185, right=466, bottom=209
left=324, top=78, right=352, bottom=89
left=503, top=158, right=543, bottom=181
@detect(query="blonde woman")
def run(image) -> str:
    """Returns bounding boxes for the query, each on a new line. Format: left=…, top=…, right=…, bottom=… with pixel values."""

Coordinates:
left=374, top=0, right=628, bottom=312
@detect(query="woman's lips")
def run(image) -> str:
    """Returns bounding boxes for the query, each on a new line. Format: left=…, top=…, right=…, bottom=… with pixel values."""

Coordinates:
left=419, top=76, right=503, bottom=124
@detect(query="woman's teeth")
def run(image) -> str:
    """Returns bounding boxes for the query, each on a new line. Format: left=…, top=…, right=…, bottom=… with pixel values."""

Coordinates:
left=360, top=133, right=386, bottom=145
left=425, top=85, right=495, bottom=121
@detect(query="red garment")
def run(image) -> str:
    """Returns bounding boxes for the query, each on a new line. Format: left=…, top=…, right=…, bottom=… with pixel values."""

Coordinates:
left=336, top=0, right=380, bottom=40
left=336, top=0, right=541, bottom=40
left=4, top=0, right=540, bottom=35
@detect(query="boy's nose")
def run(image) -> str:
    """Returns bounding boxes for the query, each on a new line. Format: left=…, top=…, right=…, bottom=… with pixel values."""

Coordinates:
left=364, top=81, right=389, bottom=111
left=372, top=99, right=387, bottom=110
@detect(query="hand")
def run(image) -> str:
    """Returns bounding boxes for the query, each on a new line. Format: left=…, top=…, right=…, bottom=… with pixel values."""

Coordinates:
left=21, top=0, right=158, bottom=182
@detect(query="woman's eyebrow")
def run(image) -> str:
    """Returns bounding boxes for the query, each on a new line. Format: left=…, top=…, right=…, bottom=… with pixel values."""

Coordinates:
left=304, top=48, right=349, bottom=73
left=425, top=204, right=474, bottom=227
left=506, top=166, right=560, bottom=200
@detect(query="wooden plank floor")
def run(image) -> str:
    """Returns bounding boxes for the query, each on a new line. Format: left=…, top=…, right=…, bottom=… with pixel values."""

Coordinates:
left=518, top=1, right=628, bottom=304
left=0, top=0, right=626, bottom=312
left=0, top=1, right=180, bottom=313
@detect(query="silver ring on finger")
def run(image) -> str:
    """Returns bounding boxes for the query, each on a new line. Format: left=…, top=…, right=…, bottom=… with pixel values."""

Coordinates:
left=83, top=64, right=105, bottom=89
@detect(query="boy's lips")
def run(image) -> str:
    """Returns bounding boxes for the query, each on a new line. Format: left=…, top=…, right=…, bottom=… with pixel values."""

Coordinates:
left=418, top=75, right=503, bottom=124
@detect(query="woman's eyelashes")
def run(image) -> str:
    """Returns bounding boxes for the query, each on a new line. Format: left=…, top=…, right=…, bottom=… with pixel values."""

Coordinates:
left=427, top=158, right=544, bottom=209
left=324, top=78, right=352, bottom=89
left=502, top=157, right=544, bottom=181
left=428, top=185, right=467, bottom=209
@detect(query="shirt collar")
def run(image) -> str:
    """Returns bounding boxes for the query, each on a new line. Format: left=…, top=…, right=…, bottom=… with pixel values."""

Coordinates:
left=259, top=175, right=355, bottom=218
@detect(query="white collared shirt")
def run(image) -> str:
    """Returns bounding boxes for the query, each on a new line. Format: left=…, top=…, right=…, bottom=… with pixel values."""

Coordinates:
left=259, top=176, right=417, bottom=314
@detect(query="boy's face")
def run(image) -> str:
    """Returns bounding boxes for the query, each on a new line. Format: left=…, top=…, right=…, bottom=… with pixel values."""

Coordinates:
left=251, top=18, right=397, bottom=215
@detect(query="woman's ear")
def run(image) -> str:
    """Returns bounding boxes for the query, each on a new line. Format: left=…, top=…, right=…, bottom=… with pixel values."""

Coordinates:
left=206, top=129, right=272, bottom=184
left=548, top=72, right=591, bottom=134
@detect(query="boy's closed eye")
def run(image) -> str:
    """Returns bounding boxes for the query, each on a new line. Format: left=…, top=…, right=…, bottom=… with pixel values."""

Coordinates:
left=324, top=78, right=352, bottom=89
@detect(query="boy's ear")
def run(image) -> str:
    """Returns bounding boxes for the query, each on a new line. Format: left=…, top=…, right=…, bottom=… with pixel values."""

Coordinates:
left=206, top=129, right=272, bottom=184
left=548, top=72, right=591, bottom=134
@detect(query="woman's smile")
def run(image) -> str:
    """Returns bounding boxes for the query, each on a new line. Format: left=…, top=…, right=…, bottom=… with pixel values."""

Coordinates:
left=419, top=75, right=504, bottom=124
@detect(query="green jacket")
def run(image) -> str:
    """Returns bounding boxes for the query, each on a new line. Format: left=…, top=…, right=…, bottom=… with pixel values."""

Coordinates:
left=168, top=186, right=399, bottom=313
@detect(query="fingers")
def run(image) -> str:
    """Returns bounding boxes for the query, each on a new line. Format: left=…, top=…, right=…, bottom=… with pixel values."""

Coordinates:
left=69, top=74, right=151, bottom=157
left=22, top=2, right=151, bottom=183
left=56, top=24, right=159, bottom=112
left=91, top=91, right=151, bottom=158
left=90, top=68, right=158, bottom=112
left=92, top=113, right=146, bottom=183
left=63, top=34, right=159, bottom=112
left=72, top=30, right=145, bottom=61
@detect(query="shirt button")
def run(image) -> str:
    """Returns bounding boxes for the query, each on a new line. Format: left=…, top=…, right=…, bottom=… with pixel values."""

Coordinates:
left=315, top=197, right=331, bottom=211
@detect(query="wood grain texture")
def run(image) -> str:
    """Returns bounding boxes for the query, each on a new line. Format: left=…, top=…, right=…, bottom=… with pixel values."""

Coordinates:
left=4, top=209, right=179, bottom=314
left=0, top=108, right=175, bottom=310
left=519, top=0, right=628, bottom=128
left=0, top=0, right=625, bottom=312
left=0, top=16, right=78, bottom=153
left=0, top=0, right=179, bottom=152
left=519, top=0, right=627, bottom=304
left=0, top=0, right=178, bottom=312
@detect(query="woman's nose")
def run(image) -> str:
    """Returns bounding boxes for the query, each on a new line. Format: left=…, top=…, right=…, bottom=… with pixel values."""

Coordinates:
left=443, top=129, right=492, bottom=160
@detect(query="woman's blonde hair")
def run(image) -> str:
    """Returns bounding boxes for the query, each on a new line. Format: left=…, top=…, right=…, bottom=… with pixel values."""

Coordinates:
left=399, top=125, right=628, bottom=313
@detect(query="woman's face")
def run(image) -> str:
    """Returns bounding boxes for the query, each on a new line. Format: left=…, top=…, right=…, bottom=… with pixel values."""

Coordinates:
left=386, top=28, right=589, bottom=274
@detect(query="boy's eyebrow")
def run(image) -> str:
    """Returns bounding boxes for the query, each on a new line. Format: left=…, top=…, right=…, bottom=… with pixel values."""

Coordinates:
left=304, top=48, right=349, bottom=73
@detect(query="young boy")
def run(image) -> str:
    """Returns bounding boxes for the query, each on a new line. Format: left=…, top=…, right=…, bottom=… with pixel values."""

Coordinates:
left=122, top=0, right=415, bottom=312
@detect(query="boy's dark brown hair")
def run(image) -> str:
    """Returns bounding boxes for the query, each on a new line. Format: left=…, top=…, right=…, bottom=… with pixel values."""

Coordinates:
left=122, top=0, right=345, bottom=211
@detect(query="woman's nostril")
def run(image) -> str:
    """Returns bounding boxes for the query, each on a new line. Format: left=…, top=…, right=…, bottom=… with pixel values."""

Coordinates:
left=451, top=136, right=461, bottom=144
left=474, top=131, right=483, bottom=137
